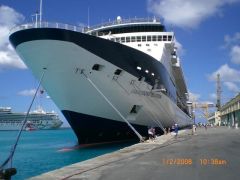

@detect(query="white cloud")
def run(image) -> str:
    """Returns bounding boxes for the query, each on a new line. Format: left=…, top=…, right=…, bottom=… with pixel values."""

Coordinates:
left=189, top=92, right=215, bottom=107
left=0, top=5, right=24, bottom=27
left=188, top=91, right=201, bottom=101
left=224, top=81, right=239, bottom=92
left=208, top=64, right=240, bottom=97
left=18, top=89, right=36, bottom=96
left=0, top=5, right=26, bottom=70
left=208, top=64, right=240, bottom=82
left=222, top=32, right=240, bottom=64
left=0, top=50, right=26, bottom=69
left=223, top=32, right=240, bottom=48
left=210, top=93, right=217, bottom=100
left=147, top=0, right=240, bottom=29
left=230, top=45, right=240, bottom=64
left=200, top=101, right=215, bottom=106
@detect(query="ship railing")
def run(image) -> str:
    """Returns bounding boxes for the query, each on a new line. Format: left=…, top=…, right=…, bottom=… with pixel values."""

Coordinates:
left=10, top=22, right=85, bottom=34
left=10, top=17, right=161, bottom=34
left=84, top=17, right=161, bottom=32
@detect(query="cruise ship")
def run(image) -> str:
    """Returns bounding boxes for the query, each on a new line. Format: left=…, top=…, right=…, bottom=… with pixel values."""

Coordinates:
left=9, top=16, right=192, bottom=144
left=0, top=107, right=63, bottom=131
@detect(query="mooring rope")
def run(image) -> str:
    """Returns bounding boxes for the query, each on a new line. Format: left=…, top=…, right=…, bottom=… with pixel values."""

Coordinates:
left=131, top=83, right=166, bottom=133
left=81, top=72, right=144, bottom=142
left=0, top=68, right=46, bottom=170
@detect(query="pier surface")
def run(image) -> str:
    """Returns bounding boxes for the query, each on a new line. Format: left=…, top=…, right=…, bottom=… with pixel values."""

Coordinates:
left=30, top=127, right=240, bottom=180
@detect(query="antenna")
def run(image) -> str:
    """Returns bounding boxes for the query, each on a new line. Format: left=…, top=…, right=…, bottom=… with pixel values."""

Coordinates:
left=31, top=11, right=38, bottom=27
left=170, top=24, right=174, bottom=32
left=39, top=0, right=43, bottom=26
left=87, top=7, right=90, bottom=28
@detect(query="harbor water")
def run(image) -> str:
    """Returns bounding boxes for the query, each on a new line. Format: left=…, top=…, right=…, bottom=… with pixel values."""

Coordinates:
left=0, top=129, right=134, bottom=180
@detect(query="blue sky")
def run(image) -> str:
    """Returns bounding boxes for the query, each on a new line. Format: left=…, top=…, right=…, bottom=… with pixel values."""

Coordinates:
left=0, top=0, right=240, bottom=124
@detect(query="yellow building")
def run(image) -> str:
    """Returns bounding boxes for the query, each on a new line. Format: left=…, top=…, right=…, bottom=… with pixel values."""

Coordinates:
left=207, top=111, right=221, bottom=126
left=207, top=93, right=240, bottom=127
left=221, top=93, right=240, bottom=127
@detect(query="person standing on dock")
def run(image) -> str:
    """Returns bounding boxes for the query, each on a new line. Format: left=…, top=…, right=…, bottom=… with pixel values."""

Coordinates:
left=152, top=127, right=156, bottom=139
left=174, top=124, right=178, bottom=137
left=148, top=127, right=154, bottom=141
left=168, top=127, right=171, bottom=134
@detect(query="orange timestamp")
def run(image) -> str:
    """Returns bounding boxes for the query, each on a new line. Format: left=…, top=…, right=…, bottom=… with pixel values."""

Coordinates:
left=162, top=158, right=192, bottom=165
left=162, top=158, right=228, bottom=166
left=199, top=158, right=227, bottom=165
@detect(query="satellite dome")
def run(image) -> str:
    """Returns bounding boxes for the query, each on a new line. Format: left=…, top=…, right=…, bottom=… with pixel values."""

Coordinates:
left=116, top=16, right=122, bottom=23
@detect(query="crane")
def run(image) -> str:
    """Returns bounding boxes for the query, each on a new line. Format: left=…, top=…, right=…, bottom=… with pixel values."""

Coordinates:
left=216, top=73, right=222, bottom=111
left=192, top=102, right=215, bottom=119
left=187, top=101, right=215, bottom=124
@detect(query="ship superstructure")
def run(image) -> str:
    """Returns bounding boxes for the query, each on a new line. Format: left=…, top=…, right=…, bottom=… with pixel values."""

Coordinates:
left=9, top=17, right=192, bottom=144
left=85, top=17, right=188, bottom=112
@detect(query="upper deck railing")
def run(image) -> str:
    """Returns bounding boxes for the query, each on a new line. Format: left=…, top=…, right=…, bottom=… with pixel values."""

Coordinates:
left=10, top=22, right=84, bottom=34
left=10, top=17, right=161, bottom=35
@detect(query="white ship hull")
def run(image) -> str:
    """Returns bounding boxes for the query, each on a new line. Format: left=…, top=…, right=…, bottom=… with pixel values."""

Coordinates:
left=10, top=26, right=192, bottom=144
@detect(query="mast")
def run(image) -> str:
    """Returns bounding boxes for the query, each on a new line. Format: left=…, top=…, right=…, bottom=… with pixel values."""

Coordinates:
left=87, top=7, right=90, bottom=28
left=39, top=0, right=42, bottom=27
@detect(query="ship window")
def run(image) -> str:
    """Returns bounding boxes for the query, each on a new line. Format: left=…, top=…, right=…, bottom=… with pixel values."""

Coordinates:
left=130, top=105, right=141, bottom=114
left=137, top=36, right=141, bottom=42
left=142, top=36, right=146, bottom=42
left=98, top=32, right=104, bottom=36
left=137, top=44, right=142, bottom=47
left=131, top=36, right=136, bottom=42
left=114, top=69, right=122, bottom=75
left=152, top=35, right=157, bottom=41
left=168, top=35, right=172, bottom=41
left=163, top=35, right=167, bottom=41
left=110, top=38, right=115, bottom=41
left=130, top=105, right=137, bottom=113
left=96, top=25, right=165, bottom=34
left=157, top=35, right=162, bottom=41
left=146, top=44, right=150, bottom=46
left=92, top=64, right=104, bottom=71
left=147, top=49, right=151, bottom=52
left=172, top=50, right=176, bottom=56
left=147, top=36, right=151, bottom=42
left=121, top=37, right=125, bottom=43
left=154, top=43, right=158, bottom=46
left=116, top=38, right=120, bottom=42
left=126, top=36, right=130, bottom=42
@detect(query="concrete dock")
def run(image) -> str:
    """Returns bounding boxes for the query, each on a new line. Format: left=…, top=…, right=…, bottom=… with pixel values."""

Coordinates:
left=30, top=127, right=240, bottom=180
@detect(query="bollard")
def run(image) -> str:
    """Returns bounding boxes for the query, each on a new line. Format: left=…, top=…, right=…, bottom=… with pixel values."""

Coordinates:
left=0, top=168, right=17, bottom=180
left=192, top=125, right=196, bottom=135
left=235, top=123, right=239, bottom=129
